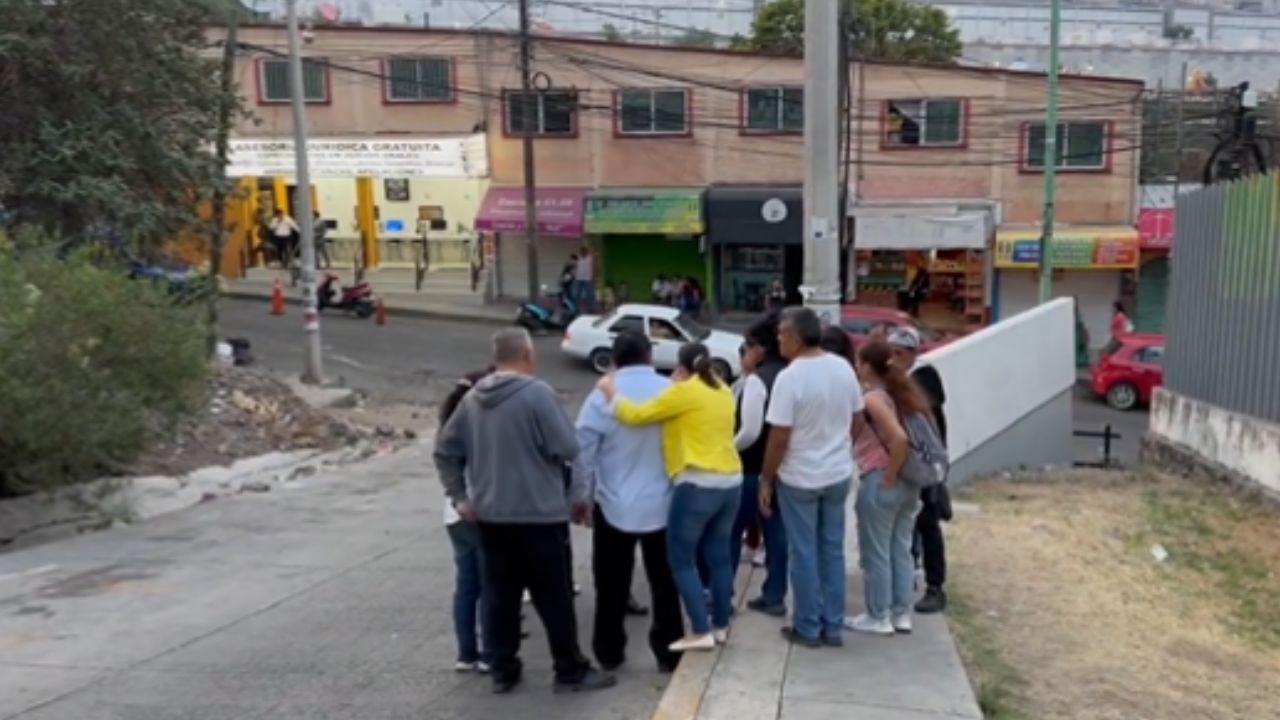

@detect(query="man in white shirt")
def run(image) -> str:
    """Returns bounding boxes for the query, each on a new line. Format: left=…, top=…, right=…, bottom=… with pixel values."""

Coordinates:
left=760, top=307, right=864, bottom=647
left=574, top=247, right=596, bottom=312
left=573, top=331, right=682, bottom=672
left=268, top=209, right=299, bottom=268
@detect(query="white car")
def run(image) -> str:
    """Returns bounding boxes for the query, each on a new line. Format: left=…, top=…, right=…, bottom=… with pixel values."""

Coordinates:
left=562, top=304, right=744, bottom=378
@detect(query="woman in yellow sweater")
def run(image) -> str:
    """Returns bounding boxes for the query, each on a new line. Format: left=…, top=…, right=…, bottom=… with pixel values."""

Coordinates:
left=597, top=342, right=742, bottom=652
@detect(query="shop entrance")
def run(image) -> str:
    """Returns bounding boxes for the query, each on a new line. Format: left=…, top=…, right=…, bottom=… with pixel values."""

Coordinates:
left=854, top=249, right=985, bottom=331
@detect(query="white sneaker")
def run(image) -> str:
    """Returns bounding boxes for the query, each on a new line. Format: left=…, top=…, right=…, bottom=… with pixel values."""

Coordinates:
left=477, top=661, right=492, bottom=674
left=892, top=613, right=913, bottom=634
left=713, top=628, right=729, bottom=644
left=522, top=590, right=531, bottom=604
left=454, top=660, right=478, bottom=672
left=669, top=634, right=717, bottom=652
left=844, top=613, right=895, bottom=636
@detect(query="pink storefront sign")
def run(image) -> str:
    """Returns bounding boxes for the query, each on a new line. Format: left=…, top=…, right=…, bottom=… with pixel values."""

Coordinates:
left=474, top=187, right=587, bottom=237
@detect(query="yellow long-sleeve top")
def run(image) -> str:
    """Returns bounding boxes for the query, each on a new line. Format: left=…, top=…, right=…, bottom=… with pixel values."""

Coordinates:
left=613, top=378, right=742, bottom=480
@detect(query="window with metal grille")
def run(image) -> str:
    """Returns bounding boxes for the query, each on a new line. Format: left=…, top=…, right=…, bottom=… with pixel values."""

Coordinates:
left=618, top=89, right=690, bottom=136
left=744, top=87, right=803, bottom=133
left=260, top=58, right=328, bottom=103
left=1025, top=121, right=1108, bottom=170
left=883, top=99, right=964, bottom=147
left=504, top=90, right=577, bottom=136
left=385, top=57, right=453, bottom=102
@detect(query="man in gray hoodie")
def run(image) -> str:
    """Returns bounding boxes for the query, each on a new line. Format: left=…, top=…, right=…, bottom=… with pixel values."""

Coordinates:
left=435, top=327, right=615, bottom=695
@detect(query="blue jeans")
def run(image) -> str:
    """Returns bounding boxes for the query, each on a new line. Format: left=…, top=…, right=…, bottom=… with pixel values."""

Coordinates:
left=447, top=522, right=489, bottom=664
left=573, top=279, right=596, bottom=310
left=855, top=470, right=919, bottom=620
left=668, top=483, right=740, bottom=635
left=778, top=479, right=851, bottom=640
left=729, top=474, right=788, bottom=606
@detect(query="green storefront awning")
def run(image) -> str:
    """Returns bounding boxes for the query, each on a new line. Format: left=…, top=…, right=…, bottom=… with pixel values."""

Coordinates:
left=584, top=188, right=705, bottom=235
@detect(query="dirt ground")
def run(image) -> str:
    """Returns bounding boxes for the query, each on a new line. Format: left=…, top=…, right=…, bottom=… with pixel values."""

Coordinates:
left=946, top=470, right=1280, bottom=720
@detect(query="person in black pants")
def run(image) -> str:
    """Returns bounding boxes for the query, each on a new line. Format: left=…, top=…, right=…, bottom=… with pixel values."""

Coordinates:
left=435, top=328, right=614, bottom=694
left=573, top=332, right=684, bottom=672
left=887, top=327, right=951, bottom=614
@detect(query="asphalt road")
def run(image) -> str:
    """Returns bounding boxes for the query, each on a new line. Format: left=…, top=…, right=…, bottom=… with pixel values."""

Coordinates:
left=217, top=298, right=1149, bottom=468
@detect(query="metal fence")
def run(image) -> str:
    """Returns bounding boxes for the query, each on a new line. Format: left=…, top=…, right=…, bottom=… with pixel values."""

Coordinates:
left=1165, top=173, right=1280, bottom=423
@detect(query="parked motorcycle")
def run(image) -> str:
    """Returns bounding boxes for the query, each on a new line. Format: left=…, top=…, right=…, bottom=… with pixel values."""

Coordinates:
left=516, top=285, right=579, bottom=332
left=317, top=273, right=376, bottom=319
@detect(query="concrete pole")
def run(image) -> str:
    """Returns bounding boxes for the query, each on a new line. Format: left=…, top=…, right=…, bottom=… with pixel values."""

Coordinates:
left=801, top=0, right=842, bottom=322
left=1037, top=0, right=1062, bottom=304
left=518, top=0, right=541, bottom=300
left=286, top=0, right=324, bottom=384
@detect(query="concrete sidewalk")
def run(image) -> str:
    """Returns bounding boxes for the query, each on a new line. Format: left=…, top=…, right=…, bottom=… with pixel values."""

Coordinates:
left=655, top=537, right=982, bottom=719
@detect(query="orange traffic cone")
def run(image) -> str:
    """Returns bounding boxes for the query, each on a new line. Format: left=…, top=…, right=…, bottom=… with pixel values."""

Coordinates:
left=270, top=277, right=285, bottom=316
left=375, top=297, right=387, bottom=326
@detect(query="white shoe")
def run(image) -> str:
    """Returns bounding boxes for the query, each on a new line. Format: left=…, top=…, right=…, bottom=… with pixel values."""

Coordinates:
left=892, top=613, right=913, bottom=634
left=522, top=590, right=531, bottom=604
left=454, top=660, right=478, bottom=672
left=713, top=628, right=729, bottom=644
left=844, top=613, right=895, bottom=636
left=669, top=634, right=717, bottom=652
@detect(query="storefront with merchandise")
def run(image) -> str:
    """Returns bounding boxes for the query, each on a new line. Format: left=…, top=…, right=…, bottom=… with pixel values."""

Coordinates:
left=705, top=186, right=803, bottom=313
left=584, top=189, right=708, bottom=310
left=993, top=226, right=1141, bottom=352
left=850, top=203, right=994, bottom=331
left=474, top=186, right=588, bottom=300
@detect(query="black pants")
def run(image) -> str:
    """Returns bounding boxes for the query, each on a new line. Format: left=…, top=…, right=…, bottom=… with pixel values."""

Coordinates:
left=591, top=507, right=683, bottom=670
left=913, top=490, right=947, bottom=589
left=479, top=522, right=589, bottom=684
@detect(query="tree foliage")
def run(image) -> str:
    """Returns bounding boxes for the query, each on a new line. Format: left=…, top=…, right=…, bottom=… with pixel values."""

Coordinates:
left=738, top=0, right=962, bottom=65
left=0, top=0, right=240, bottom=252
left=601, top=23, right=626, bottom=43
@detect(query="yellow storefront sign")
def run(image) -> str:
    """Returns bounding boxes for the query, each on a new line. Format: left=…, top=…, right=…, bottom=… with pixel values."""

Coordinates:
left=994, top=227, right=1140, bottom=270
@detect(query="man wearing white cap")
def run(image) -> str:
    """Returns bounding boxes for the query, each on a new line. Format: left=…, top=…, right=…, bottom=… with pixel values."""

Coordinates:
left=886, top=327, right=951, bottom=614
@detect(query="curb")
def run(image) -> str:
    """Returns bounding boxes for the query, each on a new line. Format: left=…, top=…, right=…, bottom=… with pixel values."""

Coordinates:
left=223, top=289, right=515, bottom=327
left=650, top=564, right=759, bottom=720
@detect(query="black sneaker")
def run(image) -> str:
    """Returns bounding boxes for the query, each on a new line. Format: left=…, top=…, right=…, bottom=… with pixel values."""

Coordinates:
left=746, top=597, right=787, bottom=618
left=492, top=676, right=522, bottom=694
left=821, top=633, right=844, bottom=648
left=553, top=667, right=618, bottom=694
left=780, top=626, right=822, bottom=648
left=915, top=587, right=947, bottom=614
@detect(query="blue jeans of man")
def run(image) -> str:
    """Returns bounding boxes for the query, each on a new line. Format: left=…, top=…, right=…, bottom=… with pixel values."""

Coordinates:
left=668, top=483, right=740, bottom=635
left=447, top=522, right=488, bottom=664
left=573, top=279, right=596, bottom=311
left=729, top=474, right=788, bottom=607
left=855, top=470, right=919, bottom=620
left=777, top=478, right=852, bottom=641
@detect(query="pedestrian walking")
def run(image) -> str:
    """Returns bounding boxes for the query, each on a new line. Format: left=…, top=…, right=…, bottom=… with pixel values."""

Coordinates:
left=574, top=331, right=684, bottom=673
left=596, top=343, right=741, bottom=652
left=759, top=307, right=863, bottom=648
left=312, top=211, right=331, bottom=269
left=766, top=278, right=786, bottom=312
left=439, top=368, right=495, bottom=673
left=1110, top=300, right=1133, bottom=341
left=733, top=314, right=790, bottom=618
left=268, top=208, right=299, bottom=268
left=886, top=328, right=951, bottom=614
left=434, top=328, right=614, bottom=694
left=574, top=247, right=596, bottom=312
left=846, top=340, right=932, bottom=636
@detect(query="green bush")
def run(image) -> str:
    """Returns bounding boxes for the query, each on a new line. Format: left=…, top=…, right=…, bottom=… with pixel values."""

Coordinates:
left=0, top=248, right=209, bottom=495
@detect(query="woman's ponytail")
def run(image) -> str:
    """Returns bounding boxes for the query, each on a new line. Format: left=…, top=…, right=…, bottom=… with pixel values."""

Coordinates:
left=678, top=342, right=721, bottom=389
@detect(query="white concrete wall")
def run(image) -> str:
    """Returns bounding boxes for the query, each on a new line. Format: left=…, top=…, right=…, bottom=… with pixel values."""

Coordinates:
left=1149, top=388, right=1280, bottom=495
left=923, top=297, right=1077, bottom=473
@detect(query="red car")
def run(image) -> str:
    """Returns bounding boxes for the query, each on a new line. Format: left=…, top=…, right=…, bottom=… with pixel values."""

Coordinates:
left=838, top=305, right=953, bottom=352
left=1091, top=333, right=1165, bottom=410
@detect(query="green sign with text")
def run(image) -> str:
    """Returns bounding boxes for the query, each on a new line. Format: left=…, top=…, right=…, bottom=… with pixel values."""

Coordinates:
left=584, top=193, right=704, bottom=235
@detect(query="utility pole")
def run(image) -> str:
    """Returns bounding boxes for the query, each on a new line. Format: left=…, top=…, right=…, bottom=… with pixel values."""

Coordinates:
left=207, top=14, right=238, bottom=351
left=801, top=0, right=842, bottom=322
left=286, top=0, right=324, bottom=383
left=1173, top=61, right=1188, bottom=198
left=518, top=0, right=541, bottom=300
left=1037, top=0, right=1062, bottom=304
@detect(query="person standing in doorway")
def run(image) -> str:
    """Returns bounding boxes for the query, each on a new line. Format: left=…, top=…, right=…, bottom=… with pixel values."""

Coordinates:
left=1110, top=300, right=1134, bottom=342
left=886, top=327, right=951, bottom=615
left=596, top=343, right=741, bottom=653
left=575, top=247, right=596, bottom=312
left=766, top=279, right=787, bottom=312
left=268, top=208, right=299, bottom=268
left=733, top=314, right=790, bottom=618
left=759, top=307, right=864, bottom=648
left=434, top=328, right=614, bottom=695
left=574, top=331, right=683, bottom=673
left=312, top=211, right=331, bottom=270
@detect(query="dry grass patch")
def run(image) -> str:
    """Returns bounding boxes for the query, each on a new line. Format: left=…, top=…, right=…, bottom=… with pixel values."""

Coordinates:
left=946, top=469, right=1280, bottom=720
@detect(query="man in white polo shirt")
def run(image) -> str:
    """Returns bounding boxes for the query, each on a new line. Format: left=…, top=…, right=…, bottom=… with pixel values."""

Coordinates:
left=759, top=307, right=864, bottom=648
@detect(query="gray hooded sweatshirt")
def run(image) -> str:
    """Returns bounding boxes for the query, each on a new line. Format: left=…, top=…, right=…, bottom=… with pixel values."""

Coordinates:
left=433, top=373, right=582, bottom=524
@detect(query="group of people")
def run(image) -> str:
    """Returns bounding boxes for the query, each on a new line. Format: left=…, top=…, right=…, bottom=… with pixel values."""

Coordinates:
left=433, top=306, right=950, bottom=694
left=259, top=208, right=331, bottom=270
left=650, top=274, right=705, bottom=316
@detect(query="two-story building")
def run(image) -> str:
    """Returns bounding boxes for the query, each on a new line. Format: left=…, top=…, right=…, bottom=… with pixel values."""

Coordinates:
left=215, top=23, right=1142, bottom=345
